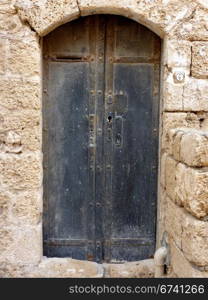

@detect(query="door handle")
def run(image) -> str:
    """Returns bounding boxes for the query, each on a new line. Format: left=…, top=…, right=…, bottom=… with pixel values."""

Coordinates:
left=114, top=116, right=123, bottom=147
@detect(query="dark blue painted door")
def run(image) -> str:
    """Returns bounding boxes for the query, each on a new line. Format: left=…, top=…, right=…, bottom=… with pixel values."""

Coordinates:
left=43, top=15, right=160, bottom=263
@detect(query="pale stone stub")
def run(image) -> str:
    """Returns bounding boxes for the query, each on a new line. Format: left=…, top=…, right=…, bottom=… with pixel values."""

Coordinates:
left=191, top=42, right=208, bottom=79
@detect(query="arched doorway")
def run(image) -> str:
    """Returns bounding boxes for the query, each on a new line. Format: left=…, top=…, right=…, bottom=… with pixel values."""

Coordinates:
left=43, top=15, right=161, bottom=263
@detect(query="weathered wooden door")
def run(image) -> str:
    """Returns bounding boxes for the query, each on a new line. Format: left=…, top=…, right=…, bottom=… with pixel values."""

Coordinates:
left=43, top=15, right=160, bottom=263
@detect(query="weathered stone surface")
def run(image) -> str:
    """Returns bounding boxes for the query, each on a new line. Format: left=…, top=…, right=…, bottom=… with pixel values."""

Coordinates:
left=0, top=128, right=41, bottom=153
left=163, top=39, right=191, bottom=68
left=170, top=240, right=208, bottom=278
left=0, top=228, right=13, bottom=253
left=162, top=112, right=200, bottom=152
left=165, top=196, right=182, bottom=248
left=157, top=188, right=167, bottom=247
left=183, top=78, right=208, bottom=111
left=196, top=0, right=208, bottom=9
left=160, top=153, right=167, bottom=188
left=166, top=197, right=208, bottom=266
left=79, top=0, right=196, bottom=37
left=8, top=39, right=40, bottom=77
left=16, top=0, right=80, bottom=36
left=0, top=12, right=23, bottom=34
left=1, top=225, right=42, bottom=265
left=0, top=1, right=15, bottom=12
left=104, top=259, right=155, bottom=278
left=0, top=153, right=42, bottom=190
left=163, top=81, right=184, bottom=111
left=0, top=39, right=6, bottom=74
left=168, top=128, right=208, bottom=167
left=0, top=110, right=41, bottom=152
left=191, top=42, right=208, bottom=79
left=165, top=156, right=178, bottom=202
left=12, top=191, right=42, bottom=225
left=29, top=257, right=104, bottom=278
left=182, top=213, right=208, bottom=266
left=183, top=168, right=208, bottom=219
left=180, top=131, right=208, bottom=167
left=0, top=192, right=11, bottom=225
left=172, top=7, right=208, bottom=41
left=0, top=79, right=40, bottom=110
left=0, top=110, right=40, bottom=132
left=165, top=154, right=208, bottom=218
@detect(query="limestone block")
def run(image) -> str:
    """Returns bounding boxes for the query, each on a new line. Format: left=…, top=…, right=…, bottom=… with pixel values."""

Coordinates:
left=18, top=126, right=41, bottom=152
left=196, top=0, right=208, bottom=9
left=0, top=1, right=16, bottom=13
left=0, top=193, right=11, bottom=225
left=0, top=153, right=42, bottom=190
left=171, top=129, right=184, bottom=161
left=162, top=112, right=200, bottom=152
left=182, top=212, right=208, bottom=266
left=174, top=162, right=187, bottom=206
left=164, top=148, right=208, bottom=218
left=0, top=110, right=40, bottom=132
left=104, top=259, right=155, bottom=278
left=0, top=12, right=23, bottom=34
left=12, top=191, right=42, bottom=225
left=0, top=39, right=6, bottom=74
left=0, top=126, right=41, bottom=153
left=1, top=225, right=42, bottom=265
left=183, top=78, right=208, bottom=111
left=0, top=79, right=41, bottom=110
left=163, top=81, right=184, bottom=111
left=165, top=196, right=182, bottom=248
left=165, top=156, right=177, bottom=201
left=15, top=0, right=80, bottom=36
left=180, top=131, right=208, bottom=167
left=8, top=39, right=40, bottom=77
left=0, top=228, right=13, bottom=252
left=191, top=42, right=208, bottom=79
left=156, top=188, right=167, bottom=247
left=170, top=241, right=208, bottom=277
left=166, top=199, right=208, bottom=266
left=163, top=39, right=191, bottom=68
left=172, top=7, right=208, bottom=41
left=160, top=153, right=167, bottom=188
left=183, top=168, right=208, bottom=219
left=30, top=257, right=104, bottom=278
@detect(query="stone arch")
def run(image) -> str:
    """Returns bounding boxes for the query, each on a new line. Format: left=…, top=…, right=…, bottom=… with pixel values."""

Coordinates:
left=15, top=0, right=197, bottom=37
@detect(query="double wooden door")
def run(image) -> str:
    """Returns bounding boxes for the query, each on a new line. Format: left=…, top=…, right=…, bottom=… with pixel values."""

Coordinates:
left=43, top=15, right=160, bottom=263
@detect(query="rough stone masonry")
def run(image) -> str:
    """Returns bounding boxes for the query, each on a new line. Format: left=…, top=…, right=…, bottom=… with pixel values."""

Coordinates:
left=0, top=0, right=208, bottom=277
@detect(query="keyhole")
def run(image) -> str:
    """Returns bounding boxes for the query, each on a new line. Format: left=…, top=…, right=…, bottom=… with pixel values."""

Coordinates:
left=108, top=116, right=112, bottom=123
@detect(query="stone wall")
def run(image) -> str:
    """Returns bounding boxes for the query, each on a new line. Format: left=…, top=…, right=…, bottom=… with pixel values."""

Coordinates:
left=0, top=0, right=208, bottom=277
